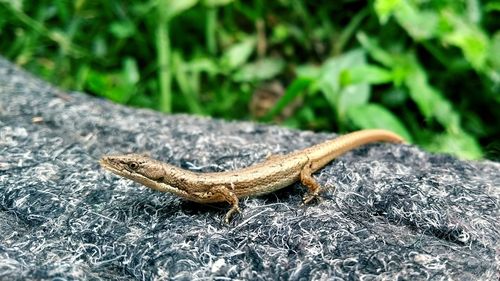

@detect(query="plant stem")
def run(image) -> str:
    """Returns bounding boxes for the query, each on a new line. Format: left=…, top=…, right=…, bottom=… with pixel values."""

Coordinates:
left=156, top=6, right=171, bottom=113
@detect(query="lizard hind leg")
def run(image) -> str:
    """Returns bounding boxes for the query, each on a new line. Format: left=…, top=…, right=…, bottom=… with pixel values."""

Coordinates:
left=300, top=161, right=323, bottom=204
left=210, top=185, right=241, bottom=224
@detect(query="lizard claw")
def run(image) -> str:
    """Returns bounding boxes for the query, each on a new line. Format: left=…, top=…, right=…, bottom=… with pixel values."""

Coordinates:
left=223, top=205, right=241, bottom=224
left=302, top=192, right=322, bottom=205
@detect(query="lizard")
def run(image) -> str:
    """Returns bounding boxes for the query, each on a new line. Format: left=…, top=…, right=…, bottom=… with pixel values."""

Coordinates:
left=100, top=129, right=405, bottom=223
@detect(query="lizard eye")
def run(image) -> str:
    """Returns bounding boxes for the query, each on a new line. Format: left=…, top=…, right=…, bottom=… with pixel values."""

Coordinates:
left=128, top=162, right=139, bottom=170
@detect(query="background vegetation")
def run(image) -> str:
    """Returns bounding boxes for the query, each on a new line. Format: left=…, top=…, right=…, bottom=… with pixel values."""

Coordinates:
left=0, top=0, right=498, bottom=160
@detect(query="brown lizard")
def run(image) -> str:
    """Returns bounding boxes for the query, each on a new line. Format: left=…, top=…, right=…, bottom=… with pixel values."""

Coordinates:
left=100, top=129, right=404, bottom=223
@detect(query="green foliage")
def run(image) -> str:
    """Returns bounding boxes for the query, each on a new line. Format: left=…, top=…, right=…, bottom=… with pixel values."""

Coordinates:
left=0, top=0, right=498, bottom=159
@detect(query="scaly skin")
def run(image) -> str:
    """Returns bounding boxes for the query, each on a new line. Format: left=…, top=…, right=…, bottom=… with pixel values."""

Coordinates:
left=100, top=129, right=405, bottom=223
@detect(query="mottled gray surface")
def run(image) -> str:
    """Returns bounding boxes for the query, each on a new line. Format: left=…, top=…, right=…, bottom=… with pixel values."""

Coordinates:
left=0, top=57, right=499, bottom=280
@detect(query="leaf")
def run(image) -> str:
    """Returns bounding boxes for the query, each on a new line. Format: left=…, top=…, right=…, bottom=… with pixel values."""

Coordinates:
left=3, top=0, right=23, bottom=10
left=315, top=49, right=376, bottom=121
left=357, top=32, right=395, bottom=67
left=86, top=69, right=135, bottom=104
left=317, top=49, right=367, bottom=109
left=485, top=2, right=500, bottom=12
left=380, top=0, right=489, bottom=71
left=171, top=52, right=204, bottom=114
left=221, top=37, right=256, bottom=71
left=490, top=32, right=500, bottom=71
left=263, top=77, right=312, bottom=121
left=347, top=104, right=412, bottom=142
left=123, top=57, right=139, bottom=84
left=426, top=131, right=482, bottom=159
left=376, top=0, right=439, bottom=40
left=185, top=57, right=219, bottom=75
left=92, top=36, right=107, bottom=58
left=374, top=0, right=401, bottom=24
left=340, top=65, right=393, bottom=85
left=442, top=12, right=489, bottom=70
left=337, top=84, right=370, bottom=120
left=403, top=53, right=460, bottom=131
left=296, top=64, right=321, bottom=80
left=109, top=21, right=136, bottom=39
left=233, top=58, right=284, bottom=82
left=202, top=0, right=234, bottom=7
left=394, top=2, right=438, bottom=40
left=162, top=0, right=199, bottom=20
left=359, top=34, right=463, bottom=132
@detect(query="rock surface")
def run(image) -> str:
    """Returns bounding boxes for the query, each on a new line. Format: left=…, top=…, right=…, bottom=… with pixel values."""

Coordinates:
left=0, top=57, right=499, bottom=280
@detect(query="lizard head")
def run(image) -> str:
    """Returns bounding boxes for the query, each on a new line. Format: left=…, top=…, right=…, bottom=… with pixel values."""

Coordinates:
left=99, top=154, right=167, bottom=182
left=99, top=154, right=194, bottom=198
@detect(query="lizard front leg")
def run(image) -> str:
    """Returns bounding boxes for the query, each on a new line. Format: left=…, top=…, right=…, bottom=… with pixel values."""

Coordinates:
left=190, top=186, right=241, bottom=223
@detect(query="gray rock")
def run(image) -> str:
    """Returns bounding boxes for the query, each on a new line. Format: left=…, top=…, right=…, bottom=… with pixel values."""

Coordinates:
left=0, top=57, right=499, bottom=280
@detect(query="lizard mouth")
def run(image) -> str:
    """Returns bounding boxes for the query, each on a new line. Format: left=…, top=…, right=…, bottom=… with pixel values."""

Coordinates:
left=99, top=156, right=131, bottom=177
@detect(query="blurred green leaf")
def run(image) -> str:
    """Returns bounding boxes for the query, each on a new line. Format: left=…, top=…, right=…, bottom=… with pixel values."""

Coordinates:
left=337, top=83, right=370, bottom=120
left=86, top=69, right=135, bottom=104
left=172, top=52, right=204, bottom=114
left=359, top=35, right=463, bottom=133
left=466, top=0, right=481, bottom=23
left=221, top=37, right=256, bottom=70
left=123, top=57, right=139, bottom=85
left=403, top=53, right=460, bottom=131
left=491, top=32, right=500, bottom=70
left=374, top=0, right=401, bottom=24
left=341, top=65, right=393, bottom=85
left=296, top=64, right=321, bottom=80
left=202, top=0, right=233, bottom=7
left=162, top=0, right=199, bottom=20
left=317, top=49, right=366, bottom=106
left=485, top=2, right=500, bottom=11
left=357, top=32, right=395, bottom=67
left=233, top=58, right=285, bottom=82
left=441, top=12, right=489, bottom=70
left=377, top=0, right=443, bottom=40
left=347, top=103, right=412, bottom=142
left=427, top=131, right=483, bottom=159
left=110, top=21, right=136, bottom=39
left=271, top=24, right=289, bottom=43
left=376, top=0, right=439, bottom=39
left=315, top=49, right=372, bottom=120
left=92, top=35, right=107, bottom=57
left=2, top=0, right=23, bottom=10
left=394, top=1, right=438, bottom=40
left=264, top=77, right=312, bottom=120
left=185, top=57, right=219, bottom=75
left=374, top=0, right=490, bottom=71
